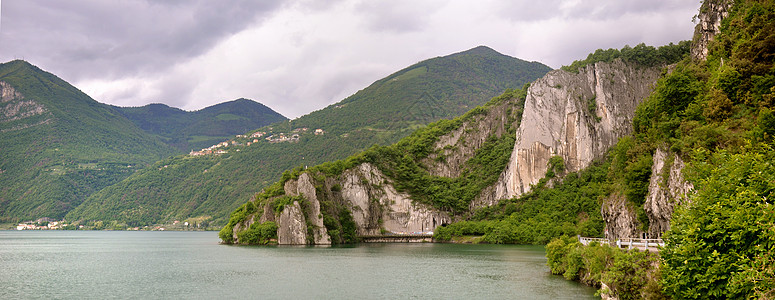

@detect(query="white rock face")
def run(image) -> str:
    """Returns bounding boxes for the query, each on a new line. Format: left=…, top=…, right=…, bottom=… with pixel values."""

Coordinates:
left=601, top=193, right=640, bottom=241
left=1, top=81, right=24, bottom=103
left=0, top=81, right=49, bottom=128
left=260, top=163, right=451, bottom=245
left=423, top=101, right=518, bottom=178
left=340, top=163, right=451, bottom=235
left=691, top=0, right=733, bottom=60
left=285, top=173, right=331, bottom=245
left=232, top=60, right=677, bottom=244
left=644, top=148, right=693, bottom=237
left=489, top=60, right=663, bottom=202
left=277, top=202, right=307, bottom=245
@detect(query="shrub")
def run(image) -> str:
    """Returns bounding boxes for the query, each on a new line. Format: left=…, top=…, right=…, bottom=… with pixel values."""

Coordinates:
left=661, top=145, right=775, bottom=299
left=546, top=236, right=666, bottom=299
left=236, top=221, right=278, bottom=245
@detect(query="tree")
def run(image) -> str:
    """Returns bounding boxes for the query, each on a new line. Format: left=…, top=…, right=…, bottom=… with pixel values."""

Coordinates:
left=661, top=145, right=775, bottom=299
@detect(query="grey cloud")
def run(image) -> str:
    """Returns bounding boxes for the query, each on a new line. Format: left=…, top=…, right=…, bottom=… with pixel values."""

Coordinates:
left=1, top=0, right=284, bottom=80
left=0, top=0, right=699, bottom=119
left=498, top=0, right=697, bottom=22
left=563, top=0, right=699, bottom=20
left=496, top=1, right=563, bottom=22
left=355, top=0, right=436, bottom=33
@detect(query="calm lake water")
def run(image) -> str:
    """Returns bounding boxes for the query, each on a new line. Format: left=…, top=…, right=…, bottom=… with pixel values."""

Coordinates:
left=0, top=231, right=597, bottom=299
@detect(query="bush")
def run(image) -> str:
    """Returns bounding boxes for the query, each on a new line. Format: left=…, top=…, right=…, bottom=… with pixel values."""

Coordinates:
left=218, top=224, right=234, bottom=244
left=546, top=236, right=666, bottom=299
left=236, top=221, right=278, bottom=245
left=661, top=145, right=775, bottom=299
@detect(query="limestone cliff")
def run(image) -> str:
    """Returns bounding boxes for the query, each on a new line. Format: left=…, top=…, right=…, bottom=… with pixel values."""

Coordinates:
left=481, top=60, right=663, bottom=206
left=691, top=0, right=734, bottom=60
left=603, top=147, right=693, bottom=240
left=230, top=163, right=452, bottom=245
left=644, top=148, right=693, bottom=237
left=0, top=81, right=51, bottom=132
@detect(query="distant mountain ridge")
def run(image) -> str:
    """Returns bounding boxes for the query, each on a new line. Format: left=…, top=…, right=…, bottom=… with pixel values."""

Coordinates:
left=292, top=45, right=551, bottom=135
left=68, top=46, right=553, bottom=226
left=115, top=98, right=287, bottom=152
left=0, top=60, right=178, bottom=222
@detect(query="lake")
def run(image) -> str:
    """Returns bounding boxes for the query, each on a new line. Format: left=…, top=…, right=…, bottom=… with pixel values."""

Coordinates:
left=0, top=231, right=597, bottom=299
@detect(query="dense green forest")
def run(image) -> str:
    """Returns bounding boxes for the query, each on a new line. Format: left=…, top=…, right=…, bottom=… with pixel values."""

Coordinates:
left=115, top=99, right=286, bottom=152
left=547, top=0, right=775, bottom=298
left=291, top=46, right=551, bottom=135
left=69, top=46, right=551, bottom=226
left=0, top=60, right=178, bottom=222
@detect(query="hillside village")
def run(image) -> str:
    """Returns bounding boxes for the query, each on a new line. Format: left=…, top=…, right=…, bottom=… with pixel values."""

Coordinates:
left=189, top=127, right=326, bottom=156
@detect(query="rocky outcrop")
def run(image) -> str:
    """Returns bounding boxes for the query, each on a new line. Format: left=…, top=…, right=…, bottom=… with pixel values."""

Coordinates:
left=423, top=101, right=519, bottom=178
left=601, top=193, right=641, bottom=241
left=277, top=202, right=308, bottom=245
left=228, top=59, right=673, bottom=244
left=691, top=0, right=734, bottom=61
left=0, top=81, right=51, bottom=131
left=340, top=163, right=451, bottom=235
left=228, top=97, right=524, bottom=245
left=644, top=148, right=693, bottom=238
left=483, top=60, right=663, bottom=204
left=234, top=163, right=452, bottom=245
left=1, top=81, right=24, bottom=102
left=284, top=173, right=331, bottom=244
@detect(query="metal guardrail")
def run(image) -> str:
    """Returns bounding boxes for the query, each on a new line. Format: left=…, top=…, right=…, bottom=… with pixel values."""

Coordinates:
left=578, top=237, right=610, bottom=245
left=578, top=236, right=664, bottom=251
left=359, top=234, right=434, bottom=243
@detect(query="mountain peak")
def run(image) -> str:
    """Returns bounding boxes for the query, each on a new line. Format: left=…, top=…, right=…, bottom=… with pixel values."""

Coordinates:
left=448, top=45, right=502, bottom=58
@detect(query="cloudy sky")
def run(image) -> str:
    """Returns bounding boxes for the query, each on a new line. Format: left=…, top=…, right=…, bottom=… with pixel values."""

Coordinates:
left=0, top=0, right=700, bottom=118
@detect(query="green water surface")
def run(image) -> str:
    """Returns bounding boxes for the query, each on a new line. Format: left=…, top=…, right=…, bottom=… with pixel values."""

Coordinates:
left=0, top=231, right=597, bottom=299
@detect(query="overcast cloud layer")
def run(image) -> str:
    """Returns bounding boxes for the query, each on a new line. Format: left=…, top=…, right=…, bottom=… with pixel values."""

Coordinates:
left=0, top=0, right=700, bottom=118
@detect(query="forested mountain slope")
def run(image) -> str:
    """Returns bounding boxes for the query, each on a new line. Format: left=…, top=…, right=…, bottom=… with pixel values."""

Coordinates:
left=0, top=60, right=177, bottom=222
left=116, top=99, right=286, bottom=152
left=67, top=46, right=551, bottom=226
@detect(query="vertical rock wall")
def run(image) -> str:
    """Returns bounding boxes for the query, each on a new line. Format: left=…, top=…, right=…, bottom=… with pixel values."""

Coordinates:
left=284, top=173, right=331, bottom=245
left=487, top=60, right=663, bottom=202
left=691, top=0, right=734, bottom=61
left=243, top=163, right=452, bottom=245
left=644, top=148, right=693, bottom=238
left=277, top=203, right=308, bottom=245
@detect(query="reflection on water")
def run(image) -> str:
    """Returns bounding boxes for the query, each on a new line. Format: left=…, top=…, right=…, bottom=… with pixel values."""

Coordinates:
left=0, top=231, right=597, bottom=299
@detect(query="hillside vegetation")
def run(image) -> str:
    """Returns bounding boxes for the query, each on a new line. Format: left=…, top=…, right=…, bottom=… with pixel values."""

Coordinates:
left=219, top=86, right=528, bottom=244
left=0, top=60, right=177, bottom=222
left=69, top=46, right=551, bottom=226
left=116, top=99, right=286, bottom=152
left=546, top=0, right=775, bottom=298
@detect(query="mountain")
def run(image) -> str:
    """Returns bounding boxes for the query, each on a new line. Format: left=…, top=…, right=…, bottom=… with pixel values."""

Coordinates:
left=66, top=46, right=552, bottom=226
left=115, top=99, right=287, bottom=152
left=220, top=42, right=686, bottom=245
left=292, top=45, right=551, bottom=135
left=0, top=60, right=178, bottom=222
left=225, top=0, right=774, bottom=297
